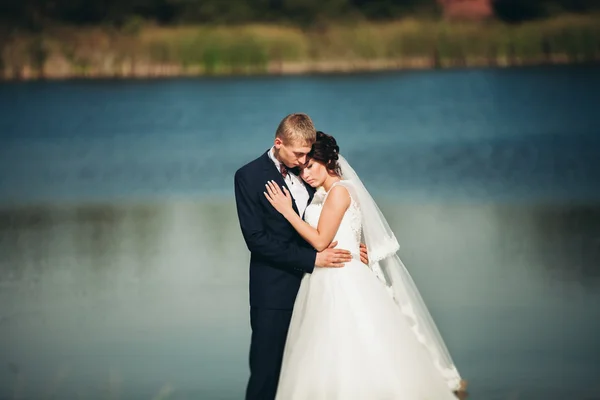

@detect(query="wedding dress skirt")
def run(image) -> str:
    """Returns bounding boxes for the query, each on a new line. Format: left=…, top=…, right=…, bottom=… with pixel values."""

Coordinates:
left=275, top=183, right=457, bottom=400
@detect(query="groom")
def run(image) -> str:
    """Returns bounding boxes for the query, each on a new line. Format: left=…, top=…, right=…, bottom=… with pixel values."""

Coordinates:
left=234, top=113, right=367, bottom=400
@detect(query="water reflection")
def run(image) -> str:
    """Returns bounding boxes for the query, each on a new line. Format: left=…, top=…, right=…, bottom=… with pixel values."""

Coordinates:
left=1, top=200, right=599, bottom=399
left=497, top=205, right=600, bottom=284
left=0, top=202, right=251, bottom=399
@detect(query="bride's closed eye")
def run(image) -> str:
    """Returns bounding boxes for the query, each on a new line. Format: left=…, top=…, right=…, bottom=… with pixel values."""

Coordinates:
left=304, top=161, right=314, bottom=170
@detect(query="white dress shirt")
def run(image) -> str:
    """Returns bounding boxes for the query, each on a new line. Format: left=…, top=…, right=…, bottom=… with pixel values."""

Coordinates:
left=268, top=147, right=310, bottom=217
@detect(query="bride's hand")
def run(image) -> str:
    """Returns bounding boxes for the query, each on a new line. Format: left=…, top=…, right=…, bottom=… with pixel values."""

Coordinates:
left=264, top=181, right=293, bottom=216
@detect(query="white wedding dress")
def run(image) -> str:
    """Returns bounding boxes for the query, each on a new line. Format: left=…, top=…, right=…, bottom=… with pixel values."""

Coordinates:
left=275, top=181, right=459, bottom=400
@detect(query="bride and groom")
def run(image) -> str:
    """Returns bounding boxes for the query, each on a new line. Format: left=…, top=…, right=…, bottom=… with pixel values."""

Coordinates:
left=234, top=113, right=466, bottom=400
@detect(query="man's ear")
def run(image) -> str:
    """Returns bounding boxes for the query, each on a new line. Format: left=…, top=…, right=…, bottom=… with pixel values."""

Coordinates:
left=274, top=137, right=283, bottom=149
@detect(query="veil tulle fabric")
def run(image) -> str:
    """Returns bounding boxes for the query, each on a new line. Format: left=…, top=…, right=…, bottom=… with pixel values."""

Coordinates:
left=337, top=154, right=462, bottom=390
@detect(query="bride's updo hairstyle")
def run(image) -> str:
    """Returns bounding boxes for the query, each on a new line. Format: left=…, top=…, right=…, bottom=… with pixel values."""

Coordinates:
left=308, top=131, right=342, bottom=176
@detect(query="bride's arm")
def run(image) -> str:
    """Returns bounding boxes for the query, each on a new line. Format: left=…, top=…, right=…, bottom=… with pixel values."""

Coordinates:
left=235, top=171, right=317, bottom=273
left=265, top=181, right=350, bottom=252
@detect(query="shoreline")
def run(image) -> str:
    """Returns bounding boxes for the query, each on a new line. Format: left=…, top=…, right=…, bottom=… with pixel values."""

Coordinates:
left=2, top=55, right=597, bottom=82
left=2, top=15, right=598, bottom=81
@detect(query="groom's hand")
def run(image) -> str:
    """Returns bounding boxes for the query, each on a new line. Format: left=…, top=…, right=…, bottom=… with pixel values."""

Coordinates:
left=315, top=241, right=352, bottom=268
left=359, top=243, right=369, bottom=265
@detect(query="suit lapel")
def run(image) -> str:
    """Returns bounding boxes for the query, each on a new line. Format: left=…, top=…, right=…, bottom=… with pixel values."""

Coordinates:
left=305, top=181, right=316, bottom=205
left=260, top=149, right=300, bottom=215
left=300, top=180, right=315, bottom=220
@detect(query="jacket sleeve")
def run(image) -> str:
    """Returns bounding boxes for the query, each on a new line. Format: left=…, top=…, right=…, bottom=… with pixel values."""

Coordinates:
left=234, top=169, right=316, bottom=274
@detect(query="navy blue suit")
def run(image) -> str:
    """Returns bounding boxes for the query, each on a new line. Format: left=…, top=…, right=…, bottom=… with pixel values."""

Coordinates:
left=234, top=149, right=317, bottom=400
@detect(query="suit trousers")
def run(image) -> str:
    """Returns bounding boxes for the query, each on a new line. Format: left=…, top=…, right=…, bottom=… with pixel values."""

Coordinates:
left=245, top=307, right=294, bottom=400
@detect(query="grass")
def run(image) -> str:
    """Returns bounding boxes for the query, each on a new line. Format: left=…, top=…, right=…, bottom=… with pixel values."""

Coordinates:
left=1, top=14, right=599, bottom=79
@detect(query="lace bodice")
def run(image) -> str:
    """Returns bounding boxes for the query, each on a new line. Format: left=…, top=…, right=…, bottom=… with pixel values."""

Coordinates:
left=304, top=181, right=362, bottom=258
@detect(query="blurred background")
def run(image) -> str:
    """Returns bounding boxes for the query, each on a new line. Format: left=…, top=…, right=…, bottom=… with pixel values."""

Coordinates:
left=1, top=0, right=600, bottom=77
left=1, top=1, right=600, bottom=400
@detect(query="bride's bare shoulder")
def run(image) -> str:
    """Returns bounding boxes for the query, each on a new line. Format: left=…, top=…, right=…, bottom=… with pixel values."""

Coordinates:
left=324, top=183, right=351, bottom=209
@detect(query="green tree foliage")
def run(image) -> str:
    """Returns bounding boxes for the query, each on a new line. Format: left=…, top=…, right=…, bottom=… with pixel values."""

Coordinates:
left=0, top=0, right=597, bottom=29
left=493, top=0, right=600, bottom=23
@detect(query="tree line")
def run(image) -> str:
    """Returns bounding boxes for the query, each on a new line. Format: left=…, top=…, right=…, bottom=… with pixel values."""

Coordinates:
left=1, top=0, right=599, bottom=30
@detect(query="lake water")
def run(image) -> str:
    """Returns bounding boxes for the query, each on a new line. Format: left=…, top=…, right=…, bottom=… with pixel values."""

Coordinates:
left=0, top=65, right=599, bottom=399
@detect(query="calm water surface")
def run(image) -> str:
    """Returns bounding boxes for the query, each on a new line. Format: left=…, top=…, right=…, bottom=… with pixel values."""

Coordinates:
left=0, top=65, right=599, bottom=399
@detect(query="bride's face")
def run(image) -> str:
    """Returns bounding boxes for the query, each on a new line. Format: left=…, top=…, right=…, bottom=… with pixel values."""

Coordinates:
left=300, top=159, right=327, bottom=187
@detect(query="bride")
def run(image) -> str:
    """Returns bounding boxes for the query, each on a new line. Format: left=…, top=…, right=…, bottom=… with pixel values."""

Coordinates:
left=264, top=131, right=466, bottom=399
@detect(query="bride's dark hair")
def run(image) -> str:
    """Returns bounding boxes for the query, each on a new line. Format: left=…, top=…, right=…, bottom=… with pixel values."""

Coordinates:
left=308, top=131, right=341, bottom=176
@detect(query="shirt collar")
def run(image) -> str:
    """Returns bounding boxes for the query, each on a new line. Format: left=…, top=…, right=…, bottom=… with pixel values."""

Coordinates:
left=268, top=146, right=282, bottom=172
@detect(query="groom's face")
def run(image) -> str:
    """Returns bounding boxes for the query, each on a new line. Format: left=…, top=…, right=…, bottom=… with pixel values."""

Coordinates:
left=275, top=138, right=313, bottom=168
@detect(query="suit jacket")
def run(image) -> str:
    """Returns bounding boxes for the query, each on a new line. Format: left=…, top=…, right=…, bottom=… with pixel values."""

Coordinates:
left=234, top=149, right=317, bottom=309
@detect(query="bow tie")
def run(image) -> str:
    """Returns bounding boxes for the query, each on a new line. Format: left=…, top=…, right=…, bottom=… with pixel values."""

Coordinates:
left=280, top=164, right=300, bottom=178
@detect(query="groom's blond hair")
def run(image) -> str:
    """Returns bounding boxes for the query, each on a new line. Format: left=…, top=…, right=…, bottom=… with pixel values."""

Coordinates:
left=275, top=113, right=316, bottom=145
